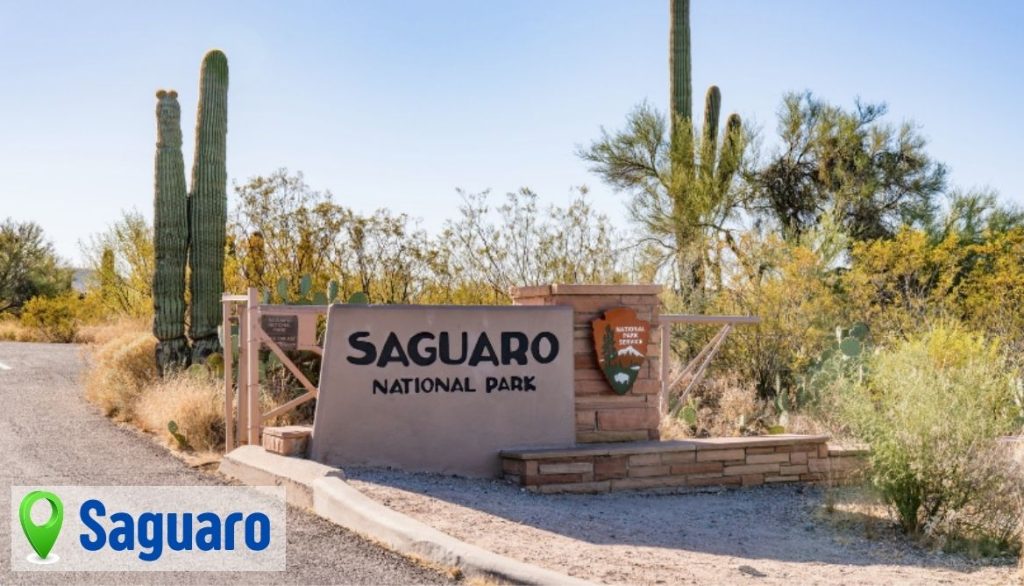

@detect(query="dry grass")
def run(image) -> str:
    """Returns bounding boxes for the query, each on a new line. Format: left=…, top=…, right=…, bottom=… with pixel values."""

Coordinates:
left=77, top=316, right=150, bottom=345
left=77, top=320, right=313, bottom=455
left=82, top=325, right=226, bottom=453
left=661, top=375, right=761, bottom=438
left=0, top=314, right=148, bottom=345
left=135, top=374, right=224, bottom=452
left=83, top=330, right=158, bottom=420
left=0, top=318, right=46, bottom=342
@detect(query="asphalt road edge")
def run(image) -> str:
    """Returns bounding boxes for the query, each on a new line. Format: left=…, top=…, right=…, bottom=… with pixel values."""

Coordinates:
left=220, top=446, right=596, bottom=586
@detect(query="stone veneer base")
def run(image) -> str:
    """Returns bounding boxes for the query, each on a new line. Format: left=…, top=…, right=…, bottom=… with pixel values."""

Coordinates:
left=501, top=434, right=865, bottom=493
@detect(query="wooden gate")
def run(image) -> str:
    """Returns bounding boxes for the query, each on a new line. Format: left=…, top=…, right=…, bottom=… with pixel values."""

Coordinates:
left=221, top=288, right=327, bottom=450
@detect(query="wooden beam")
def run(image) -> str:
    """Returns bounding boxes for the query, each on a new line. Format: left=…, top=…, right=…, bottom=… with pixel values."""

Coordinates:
left=262, top=391, right=317, bottom=421
left=260, top=331, right=319, bottom=398
left=659, top=314, right=760, bottom=325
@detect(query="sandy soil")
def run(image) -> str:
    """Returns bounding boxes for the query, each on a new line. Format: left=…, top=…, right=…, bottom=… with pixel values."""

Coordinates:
left=345, top=468, right=1020, bottom=586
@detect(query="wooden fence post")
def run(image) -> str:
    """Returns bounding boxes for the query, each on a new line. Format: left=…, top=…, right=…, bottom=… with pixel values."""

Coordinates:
left=246, top=287, right=261, bottom=446
left=222, top=297, right=234, bottom=451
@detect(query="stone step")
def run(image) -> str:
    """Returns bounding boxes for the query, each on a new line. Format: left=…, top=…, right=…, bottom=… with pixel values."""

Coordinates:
left=262, top=425, right=313, bottom=457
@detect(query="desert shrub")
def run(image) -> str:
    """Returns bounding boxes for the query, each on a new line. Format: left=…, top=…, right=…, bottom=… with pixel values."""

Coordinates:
left=838, top=323, right=1023, bottom=552
left=135, top=373, right=224, bottom=452
left=79, top=210, right=154, bottom=319
left=662, top=375, right=763, bottom=438
left=708, top=234, right=845, bottom=399
left=19, top=293, right=82, bottom=343
left=924, top=440, right=1023, bottom=557
left=84, top=331, right=158, bottom=419
left=844, top=230, right=963, bottom=342
left=260, top=360, right=317, bottom=426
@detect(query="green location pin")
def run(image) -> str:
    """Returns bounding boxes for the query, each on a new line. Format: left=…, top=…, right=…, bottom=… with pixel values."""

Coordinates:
left=19, top=490, right=63, bottom=560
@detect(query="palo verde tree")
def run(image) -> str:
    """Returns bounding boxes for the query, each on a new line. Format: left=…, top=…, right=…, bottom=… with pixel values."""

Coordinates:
left=580, top=0, right=745, bottom=306
left=747, top=92, right=947, bottom=243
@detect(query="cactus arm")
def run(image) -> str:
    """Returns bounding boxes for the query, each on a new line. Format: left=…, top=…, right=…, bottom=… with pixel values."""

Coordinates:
left=188, top=50, right=229, bottom=362
left=152, top=89, right=190, bottom=374
left=715, top=113, right=743, bottom=194
left=700, top=85, right=721, bottom=185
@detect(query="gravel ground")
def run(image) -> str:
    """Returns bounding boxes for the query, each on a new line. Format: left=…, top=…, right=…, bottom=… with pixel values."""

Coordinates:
left=345, top=467, right=1021, bottom=585
left=0, top=342, right=450, bottom=585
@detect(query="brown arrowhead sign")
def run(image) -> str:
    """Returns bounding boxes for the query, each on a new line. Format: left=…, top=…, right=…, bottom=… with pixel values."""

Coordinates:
left=592, top=307, right=651, bottom=395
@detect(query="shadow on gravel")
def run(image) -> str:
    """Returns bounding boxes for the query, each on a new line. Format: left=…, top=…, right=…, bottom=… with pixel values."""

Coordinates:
left=344, top=467, right=1015, bottom=576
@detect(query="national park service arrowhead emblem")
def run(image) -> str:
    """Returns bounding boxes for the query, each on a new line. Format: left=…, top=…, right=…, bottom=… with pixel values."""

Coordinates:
left=592, top=307, right=651, bottom=395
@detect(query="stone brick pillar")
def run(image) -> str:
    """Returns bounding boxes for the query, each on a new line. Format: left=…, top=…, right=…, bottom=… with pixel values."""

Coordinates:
left=511, top=284, right=663, bottom=443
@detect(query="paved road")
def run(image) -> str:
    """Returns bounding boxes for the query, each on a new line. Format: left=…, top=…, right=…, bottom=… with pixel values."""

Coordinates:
left=0, top=342, right=450, bottom=585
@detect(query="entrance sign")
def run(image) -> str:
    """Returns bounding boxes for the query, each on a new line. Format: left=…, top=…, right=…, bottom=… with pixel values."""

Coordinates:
left=592, top=308, right=651, bottom=395
left=310, top=305, right=575, bottom=476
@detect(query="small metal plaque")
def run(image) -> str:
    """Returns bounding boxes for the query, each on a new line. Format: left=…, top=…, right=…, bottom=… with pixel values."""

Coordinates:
left=261, top=314, right=299, bottom=351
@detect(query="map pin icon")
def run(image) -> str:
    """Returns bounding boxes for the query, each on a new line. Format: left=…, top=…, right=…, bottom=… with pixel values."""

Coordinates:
left=19, top=490, right=63, bottom=561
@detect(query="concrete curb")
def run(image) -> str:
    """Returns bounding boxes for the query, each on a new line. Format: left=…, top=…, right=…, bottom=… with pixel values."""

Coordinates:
left=220, top=445, right=340, bottom=508
left=220, top=447, right=595, bottom=586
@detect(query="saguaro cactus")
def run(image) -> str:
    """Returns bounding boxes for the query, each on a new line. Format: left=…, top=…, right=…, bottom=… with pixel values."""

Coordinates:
left=188, top=50, right=229, bottom=362
left=669, top=0, right=742, bottom=185
left=667, top=0, right=743, bottom=304
left=152, top=90, right=190, bottom=373
left=669, top=0, right=692, bottom=138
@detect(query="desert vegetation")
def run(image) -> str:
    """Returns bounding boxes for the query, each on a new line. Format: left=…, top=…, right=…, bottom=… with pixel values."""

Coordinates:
left=0, top=0, right=1019, bottom=566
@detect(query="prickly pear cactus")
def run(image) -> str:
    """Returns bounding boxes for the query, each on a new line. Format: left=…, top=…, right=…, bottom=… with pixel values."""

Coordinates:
left=188, top=50, right=229, bottom=363
left=152, top=89, right=190, bottom=374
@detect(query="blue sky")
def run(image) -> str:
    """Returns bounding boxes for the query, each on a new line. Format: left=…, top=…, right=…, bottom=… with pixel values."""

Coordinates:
left=1, top=1, right=1022, bottom=264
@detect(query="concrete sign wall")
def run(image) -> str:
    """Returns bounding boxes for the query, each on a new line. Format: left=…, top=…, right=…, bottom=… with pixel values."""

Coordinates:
left=309, top=305, right=575, bottom=476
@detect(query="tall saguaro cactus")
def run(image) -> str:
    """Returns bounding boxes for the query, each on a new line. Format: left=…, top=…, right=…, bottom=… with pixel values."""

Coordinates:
left=152, top=50, right=229, bottom=373
left=668, top=0, right=743, bottom=303
left=152, top=90, right=190, bottom=373
left=188, top=50, right=229, bottom=362
left=669, top=0, right=742, bottom=185
left=669, top=0, right=692, bottom=138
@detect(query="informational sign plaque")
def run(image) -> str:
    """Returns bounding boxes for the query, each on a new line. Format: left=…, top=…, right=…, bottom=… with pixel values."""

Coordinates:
left=260, top=315, right=298, bottom=351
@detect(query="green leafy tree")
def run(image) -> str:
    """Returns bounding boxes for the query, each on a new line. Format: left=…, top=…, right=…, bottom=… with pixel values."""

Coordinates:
left=80, top=210, right=154, bottom=318
left=710, top=233, right=845, bottom=398
left=227, top=169, right=436, bottom=304
left=443, top=188, right=629, bottom=303
left=747, top=92, right=947, bottom=242
left=227, top=169, right=344, bottom=298
left=0, top=219, right=72, bottom=314
left=338, top=208, right=435, bottom=304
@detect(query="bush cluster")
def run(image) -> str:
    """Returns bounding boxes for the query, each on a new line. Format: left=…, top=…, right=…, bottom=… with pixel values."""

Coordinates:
left=836, top=325, right=1023, bottom=553
left=19, top=293, right=82, bottom=343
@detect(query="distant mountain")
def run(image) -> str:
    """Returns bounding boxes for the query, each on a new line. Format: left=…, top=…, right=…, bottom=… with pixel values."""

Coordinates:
left=617, top=345, right=644, bottom=358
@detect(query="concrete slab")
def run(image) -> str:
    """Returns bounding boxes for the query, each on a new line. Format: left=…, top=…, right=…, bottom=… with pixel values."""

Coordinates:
left=220, top=446, right=595, bottom=586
